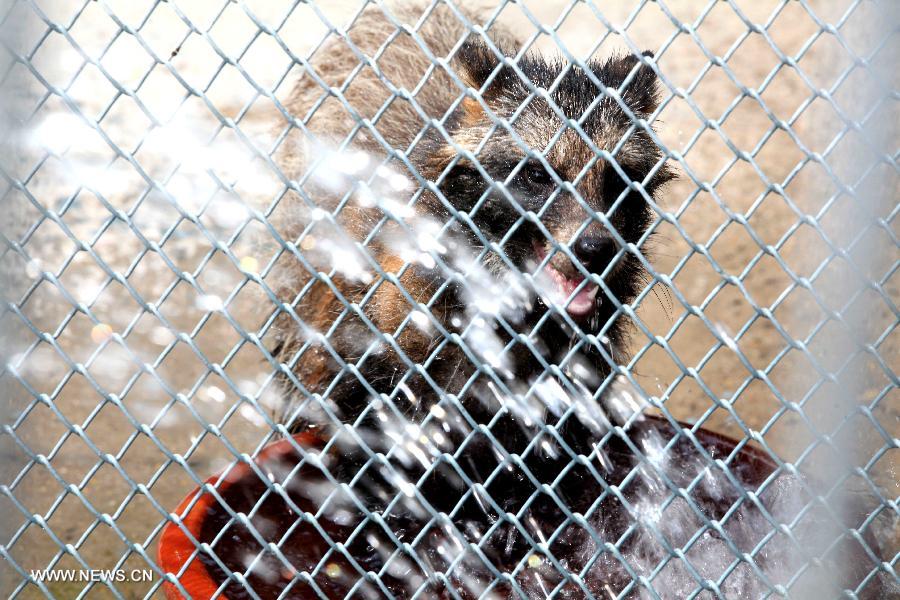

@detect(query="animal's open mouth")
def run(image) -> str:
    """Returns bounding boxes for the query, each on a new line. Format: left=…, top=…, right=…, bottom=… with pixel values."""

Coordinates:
left=534, top=244, right=600, bottom=318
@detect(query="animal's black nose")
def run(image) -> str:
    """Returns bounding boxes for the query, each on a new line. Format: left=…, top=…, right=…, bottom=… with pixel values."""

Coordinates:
left=573, top=235, right=618, bottom=270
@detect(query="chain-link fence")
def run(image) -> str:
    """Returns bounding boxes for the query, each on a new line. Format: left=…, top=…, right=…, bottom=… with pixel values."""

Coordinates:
left=0, top=0, right=897, bottom=598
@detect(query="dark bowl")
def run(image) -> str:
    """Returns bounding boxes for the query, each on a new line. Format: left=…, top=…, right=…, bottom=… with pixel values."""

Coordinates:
left=158, top=416, right=886, bottom=598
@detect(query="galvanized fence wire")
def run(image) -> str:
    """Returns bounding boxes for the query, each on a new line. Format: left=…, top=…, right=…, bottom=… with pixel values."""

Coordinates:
left=0, top=0, right=897, bottom=598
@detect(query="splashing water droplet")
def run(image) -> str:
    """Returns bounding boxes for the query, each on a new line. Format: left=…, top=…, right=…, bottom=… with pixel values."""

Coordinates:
left=91, top=323, right=113, bottom=344
left=196, top=295, right=224, bottom=312
left=397, top=479, right=416, bottom=498
left=150, top=326, right=173, bottom=346
left=713, top=322, right=739, bottom=353
left=25, top=259, right=42, bottom=279
left=240, top=256, right=259, bottom=273
left=410, top=309, right=431, bottom=331
left=325, top=563, right=342, bottom=579
left=205, top=385, right=226, bottom=403
left=238, top=404, right=266, bottom=427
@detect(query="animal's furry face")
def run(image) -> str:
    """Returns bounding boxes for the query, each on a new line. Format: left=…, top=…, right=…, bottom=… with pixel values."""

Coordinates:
left=430, top=41, right=672, bottom=324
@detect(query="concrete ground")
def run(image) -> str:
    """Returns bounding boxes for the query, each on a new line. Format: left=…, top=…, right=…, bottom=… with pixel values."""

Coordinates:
left=1, top=0, right=896, bottom=597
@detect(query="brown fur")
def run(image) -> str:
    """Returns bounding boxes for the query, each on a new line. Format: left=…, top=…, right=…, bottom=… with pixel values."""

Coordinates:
left=268, top=1, right=672, bottom=432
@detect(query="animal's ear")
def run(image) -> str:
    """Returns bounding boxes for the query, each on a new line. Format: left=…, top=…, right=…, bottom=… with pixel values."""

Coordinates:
left=452, top=38, right=518, bottom=125
left=454, top=38, right=504, bottom=90
left=453, top=38, right=521, bottom=102
left=604, top=50, right=661, bottom=115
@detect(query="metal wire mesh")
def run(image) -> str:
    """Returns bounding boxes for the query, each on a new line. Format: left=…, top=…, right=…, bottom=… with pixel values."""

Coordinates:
left=0, top=0, right=897, bottom=598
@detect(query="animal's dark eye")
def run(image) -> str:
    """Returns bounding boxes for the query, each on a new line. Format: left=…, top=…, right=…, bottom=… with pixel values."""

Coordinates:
left=524, top=160, right=554, bottom=186
left=604, top=165, right=644, bottom=200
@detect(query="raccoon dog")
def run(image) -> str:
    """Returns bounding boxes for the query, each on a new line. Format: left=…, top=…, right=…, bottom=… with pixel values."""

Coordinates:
left=261, top=2, right=673, bottom=595
left=270, top=3, right=671, bottom=432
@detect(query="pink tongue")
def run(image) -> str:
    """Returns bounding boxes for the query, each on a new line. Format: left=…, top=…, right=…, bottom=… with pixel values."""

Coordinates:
left=559, top=276, right=583, bottom=296
left=566, top=282, right=597, bottom=316
left=553, top=275, right=597, bottom=316
left=572, top=285, right=595, bottom=303
left=534, top=250, right=598, bottom=317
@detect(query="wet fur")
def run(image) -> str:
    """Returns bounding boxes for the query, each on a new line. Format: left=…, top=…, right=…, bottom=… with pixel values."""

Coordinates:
left=269, top=1, right=673, bottom=432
